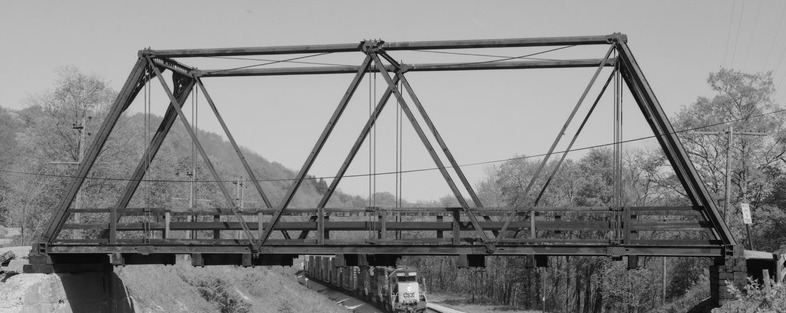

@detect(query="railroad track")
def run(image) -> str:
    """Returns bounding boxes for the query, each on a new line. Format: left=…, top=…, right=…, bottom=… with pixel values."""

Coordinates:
left=426, top=303, right=464, bottom=313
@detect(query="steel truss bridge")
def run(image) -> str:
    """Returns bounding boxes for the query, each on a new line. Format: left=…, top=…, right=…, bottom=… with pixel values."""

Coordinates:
left=29, top=33, right=745, bottom=273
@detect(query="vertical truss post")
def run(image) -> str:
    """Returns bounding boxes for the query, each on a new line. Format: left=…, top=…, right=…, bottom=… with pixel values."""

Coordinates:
left=391, top=63, right=497, bottom=235
left=299, top=75, right=401, bottom=240
left=43, top=57, right=150, bottom=242
left=496, top=45, right=615, bottom=242
left=614, top=54, right=624, bottom=244
left=615, top=41, right=735, bottom=245
left=146, top=57, right=257, bottom=247
left=258, top=55, right=373, bottom=246
left=368, top=52, right=491, bottom=248
left=392, top=65, right=482, bottom=205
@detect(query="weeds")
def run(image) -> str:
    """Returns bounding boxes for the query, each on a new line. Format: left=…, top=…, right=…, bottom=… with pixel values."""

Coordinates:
left=716, top=280, right=786, bottom=313
left=179, top=271, right=251, bottom=313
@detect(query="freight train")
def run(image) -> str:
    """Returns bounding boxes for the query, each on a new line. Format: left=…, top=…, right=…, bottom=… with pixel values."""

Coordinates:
left=304, top=255, right=427, bottom=313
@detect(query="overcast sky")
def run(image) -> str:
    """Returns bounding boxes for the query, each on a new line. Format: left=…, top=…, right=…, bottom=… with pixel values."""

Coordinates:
left=2, top=1, right=786, bottom=202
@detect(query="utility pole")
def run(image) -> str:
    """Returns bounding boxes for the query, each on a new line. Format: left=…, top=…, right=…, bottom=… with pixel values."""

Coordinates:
left=73, top=115, right=89, bottom=236
left=692, top=126, right=765, bottom=249
left=725, top=127, right=732, bottom=224
left=48, top=114, right=92, bottom=239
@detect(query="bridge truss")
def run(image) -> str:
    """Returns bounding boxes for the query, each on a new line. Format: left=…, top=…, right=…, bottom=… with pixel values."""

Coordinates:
left=29, top=33, right=737, bottom=271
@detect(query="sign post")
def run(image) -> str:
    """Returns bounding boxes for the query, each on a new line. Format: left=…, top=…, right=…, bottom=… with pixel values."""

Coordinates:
left=741, top=203, right=754, bottom=249
left=741, top=203, right=752, bottom=225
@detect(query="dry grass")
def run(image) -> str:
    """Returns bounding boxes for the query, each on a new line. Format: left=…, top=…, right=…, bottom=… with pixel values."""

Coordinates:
left=116, top=264, right=217, bottom=313
left=118, top=260, right=348, bottom=313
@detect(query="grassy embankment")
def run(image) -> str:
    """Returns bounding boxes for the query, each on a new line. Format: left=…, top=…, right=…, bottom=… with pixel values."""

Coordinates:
left=118, top=261, right=349, bottom=313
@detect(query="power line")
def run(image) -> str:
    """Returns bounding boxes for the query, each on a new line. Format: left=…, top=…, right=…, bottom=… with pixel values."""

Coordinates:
left=731, top=0, right=747, bottom=69
left=741, top=0, right=763, bottom=70
left=3, top=104, right=786, bottom=184
left=723, top=0, right=738, bottom=67
left=779, top=73, right=786, bottom=95
left=763, top=3, right=786, bottom=68
left=775, top=37, right=786, bottom=81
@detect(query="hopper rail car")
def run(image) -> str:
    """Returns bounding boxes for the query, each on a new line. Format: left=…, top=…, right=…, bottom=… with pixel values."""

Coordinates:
left=305, top=255, right=427, bottom=313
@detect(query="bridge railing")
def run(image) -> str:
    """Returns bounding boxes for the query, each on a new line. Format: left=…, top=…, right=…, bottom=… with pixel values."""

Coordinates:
left=55, top=205, right=721, bottom=251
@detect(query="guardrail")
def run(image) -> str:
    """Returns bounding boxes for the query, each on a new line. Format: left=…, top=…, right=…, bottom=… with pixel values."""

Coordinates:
left=743, top=250, right=786, bottom=286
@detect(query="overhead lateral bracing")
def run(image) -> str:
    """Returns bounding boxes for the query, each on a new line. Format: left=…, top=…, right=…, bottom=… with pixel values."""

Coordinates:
left=194, top=59, right=615, bottom=77
left=30, top=33, right=736, bottom=271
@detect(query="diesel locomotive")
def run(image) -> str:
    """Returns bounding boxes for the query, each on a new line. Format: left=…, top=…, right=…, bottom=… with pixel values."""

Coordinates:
left=304, top=255, right=427, bottom=313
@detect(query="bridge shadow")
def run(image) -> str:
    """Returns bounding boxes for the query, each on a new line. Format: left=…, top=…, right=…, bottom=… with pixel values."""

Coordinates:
left=57, top=270, right=135, bottom=313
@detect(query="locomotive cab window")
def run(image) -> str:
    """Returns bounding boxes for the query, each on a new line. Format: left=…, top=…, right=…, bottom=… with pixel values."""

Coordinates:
left=396, top=276, right=417, bottom=282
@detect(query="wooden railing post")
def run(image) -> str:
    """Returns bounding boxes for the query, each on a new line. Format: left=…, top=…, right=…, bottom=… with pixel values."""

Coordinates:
left=436, top=215, right=443, bottom=239
left=164, top=211, right=171, bottom=239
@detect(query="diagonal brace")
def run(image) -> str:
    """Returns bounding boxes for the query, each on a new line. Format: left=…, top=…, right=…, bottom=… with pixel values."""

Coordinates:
left=43, top=58, right=150, bottom=242
left=368, top=53, right=493, bottom=248
left=382, top=51, right=498, bottom=236
left=146, top=56, right=257, bottom=248
left=106, top=73, right=196, bottom=242
left=258, top=55, right=373, bottom=247
left=615, top=41, right=734, bottom=245
left=195, top=79, right=289, bottom=240
left=532, top=70, right=617, bottom=206
left=496, top=45, right=615, bottom=241
left=298, top=75, right=401, bottom=241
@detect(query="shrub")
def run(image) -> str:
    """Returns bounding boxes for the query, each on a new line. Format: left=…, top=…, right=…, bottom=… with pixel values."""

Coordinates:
left=181, top=274, right=251, bottom=313
left=714, top=280, right=786, bottom=313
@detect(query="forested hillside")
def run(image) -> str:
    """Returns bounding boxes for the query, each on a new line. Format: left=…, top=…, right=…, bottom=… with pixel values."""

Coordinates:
left=0, top=67, right=365, bottom=244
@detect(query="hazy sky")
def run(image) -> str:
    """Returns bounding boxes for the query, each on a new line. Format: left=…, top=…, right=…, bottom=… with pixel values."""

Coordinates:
left=2, top=1, right=786, bottom=202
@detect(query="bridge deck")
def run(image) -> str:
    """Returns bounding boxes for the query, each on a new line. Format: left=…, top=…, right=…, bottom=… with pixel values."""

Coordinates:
left=36, top=205, right=726, bottom=267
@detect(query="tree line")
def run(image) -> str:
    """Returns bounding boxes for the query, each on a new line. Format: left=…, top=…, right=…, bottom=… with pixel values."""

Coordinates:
left=401, top=69, right=786, bottom=312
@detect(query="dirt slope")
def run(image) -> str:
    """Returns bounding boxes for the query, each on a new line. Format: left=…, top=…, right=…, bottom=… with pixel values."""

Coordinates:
left=0, top=246, right=347, bottom=313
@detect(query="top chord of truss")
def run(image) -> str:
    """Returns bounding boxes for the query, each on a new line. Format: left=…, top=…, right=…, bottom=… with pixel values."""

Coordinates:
left=147, top=34, right=627, bottom=58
